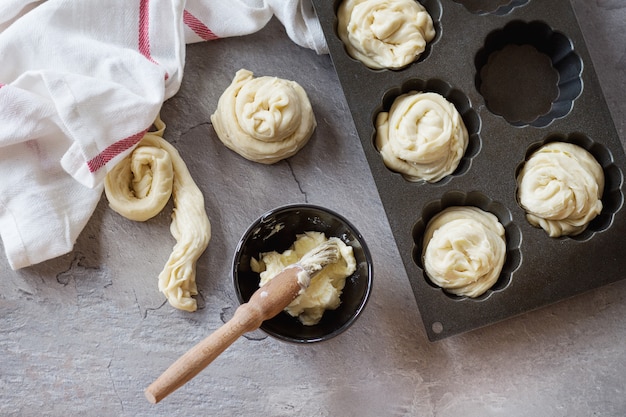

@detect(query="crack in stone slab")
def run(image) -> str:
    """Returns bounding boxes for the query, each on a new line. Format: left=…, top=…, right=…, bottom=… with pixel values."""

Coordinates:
left=143, top=300, right=168, bottom=319
left=55, top=253, right=103, bottom=287
left=176, top=121, right=212, bottom=143
left=285, top=160, right=308, bottom=202
left=107, top=358, right=124, bottom=412
left=132, top=289, right=143, bottom=319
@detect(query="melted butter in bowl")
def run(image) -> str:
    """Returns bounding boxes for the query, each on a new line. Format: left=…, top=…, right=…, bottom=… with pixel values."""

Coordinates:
left=233, top=204, right=373, bottom=343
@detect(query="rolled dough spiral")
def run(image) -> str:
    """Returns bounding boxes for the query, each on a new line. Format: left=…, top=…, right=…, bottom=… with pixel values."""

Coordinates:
left=423, top=206, right=506, bottom=298
left=211, top=69, right=316, bottom=164
left=104, top=117, right=211, bottom=312
left=517, top=142, right=604, bottom=237
left=376, top=91, right=469, bottom=182
left=337, top=0, right=435, bottom=70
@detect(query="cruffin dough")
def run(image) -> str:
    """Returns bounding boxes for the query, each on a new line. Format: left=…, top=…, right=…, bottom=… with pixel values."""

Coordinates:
left=337, top=0, right=435, bottom=69
left=211, top=69, right=316, bottom=164
left=104, top=117, right=211, bottom=312
left=517, top=142, right=604, bottom=237
left=423, top=206, right=506, bottom=298
left=376, top=91, right=469, bottom=182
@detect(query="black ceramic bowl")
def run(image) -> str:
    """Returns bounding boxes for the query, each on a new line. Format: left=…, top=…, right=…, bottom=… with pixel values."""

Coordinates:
left=233, top=204, right=373, bottom=343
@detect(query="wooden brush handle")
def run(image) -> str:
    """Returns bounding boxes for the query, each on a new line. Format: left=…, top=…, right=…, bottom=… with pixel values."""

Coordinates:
left=144, top=265, right=304, bottom=404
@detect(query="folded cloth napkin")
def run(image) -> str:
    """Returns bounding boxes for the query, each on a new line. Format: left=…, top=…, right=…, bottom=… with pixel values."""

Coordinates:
left=0, top=0, right=328, bottom=270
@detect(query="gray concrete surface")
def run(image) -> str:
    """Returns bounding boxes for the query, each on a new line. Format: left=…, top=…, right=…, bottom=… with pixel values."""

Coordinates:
left=1, top=2, right=625, bottom=416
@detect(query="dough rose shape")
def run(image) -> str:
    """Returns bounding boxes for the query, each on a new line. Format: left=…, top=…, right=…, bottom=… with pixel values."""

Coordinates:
left=337, top=0, right=435, bottom=70
left=376, top=91, right=469, bottom=182
left=211, top=69, right=316, bottom=164
left=423, top=206, right=506, bottom=298
left=517, top=142, right=604, bottom=237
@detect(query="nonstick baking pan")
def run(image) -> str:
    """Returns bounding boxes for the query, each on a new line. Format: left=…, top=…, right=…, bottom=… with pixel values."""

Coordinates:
left=312, top=0, right=626, bottom=340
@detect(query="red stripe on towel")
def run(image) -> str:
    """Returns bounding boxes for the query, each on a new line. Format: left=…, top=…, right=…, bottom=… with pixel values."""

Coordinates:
left=138, top=0, right=155, bottom=64
left=183, top=10, right=219, bottom=41
left=138, top=0, right=169, bottom=80
left=87, top=129, right=147, bottom=173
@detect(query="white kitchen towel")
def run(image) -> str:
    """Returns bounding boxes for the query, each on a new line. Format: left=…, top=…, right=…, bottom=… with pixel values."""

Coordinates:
left=0, top=0, right=327, bottom=270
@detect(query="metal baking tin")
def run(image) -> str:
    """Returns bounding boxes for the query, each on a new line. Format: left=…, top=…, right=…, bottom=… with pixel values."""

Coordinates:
left=312, top=0, right=626, bottom=340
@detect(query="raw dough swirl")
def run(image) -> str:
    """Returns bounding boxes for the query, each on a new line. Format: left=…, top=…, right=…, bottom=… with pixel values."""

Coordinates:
left=423, top=206, right=506, bottom=298
left=337, top=0, right=435, bottom=70
left=376, top=91, right=469, bottom=182
left=517, top=142, right=604, bottom=237
left=105, top=117, right=211, bottom=312
left=211, top=69, right=316, bottom=164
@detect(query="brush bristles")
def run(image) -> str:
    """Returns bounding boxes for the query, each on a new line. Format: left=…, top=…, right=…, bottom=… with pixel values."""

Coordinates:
left=298, top=238, right=341, bottom=277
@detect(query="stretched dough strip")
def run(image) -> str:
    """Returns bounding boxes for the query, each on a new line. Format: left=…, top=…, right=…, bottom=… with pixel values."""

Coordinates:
left=104, top=117, right=211, bottom=311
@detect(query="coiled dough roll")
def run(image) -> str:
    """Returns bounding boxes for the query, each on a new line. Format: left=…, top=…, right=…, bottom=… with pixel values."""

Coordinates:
left=105, top=117, right=211, bottom=312
left=211, top=69, right=316, bottom=164
left=517, top=142, right=604, bottom=237
left=337, top=0, right=435, bottom=70
left=423, top=206, right=506, bottom=298
left=376, top=91, right=469, bottom=182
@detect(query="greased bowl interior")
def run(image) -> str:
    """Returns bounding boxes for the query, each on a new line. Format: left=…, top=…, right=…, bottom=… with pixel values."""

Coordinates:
left=233, top=204, right=373, bottom=343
